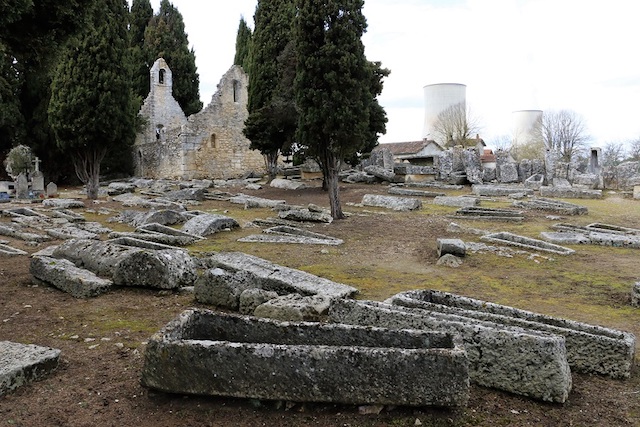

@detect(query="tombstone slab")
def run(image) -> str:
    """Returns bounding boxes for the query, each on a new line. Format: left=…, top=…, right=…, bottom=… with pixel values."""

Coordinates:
left=30, top=256, right=112, bottom=298
left=361, top=194, right=422, bottom=211
left=0, top=341, right=61, bottom=396
left=42, top=198, right=85, bottom=209
left=433, top=196, right=479, bottom=208
left=181, top=213, right=239, bottom=237
left=46, top=182, right=58, bottom=198
left=16, top=173, right=29, bottom=199
left=209, top=252, right=357, bottom=298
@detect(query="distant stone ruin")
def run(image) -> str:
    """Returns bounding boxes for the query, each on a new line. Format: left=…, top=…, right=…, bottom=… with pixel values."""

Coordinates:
left=359, top=143, right=640, bottom=195
left=134, top=58, right=266, bottom=180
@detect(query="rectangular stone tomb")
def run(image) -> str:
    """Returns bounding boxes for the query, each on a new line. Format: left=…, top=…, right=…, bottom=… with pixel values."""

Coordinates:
left=481, top=231, right=575, bottom=255
left=388, top=290, right=636, bottom=379
left=513, top=198, right=588, bottom=215
left=141, top=309, right=469, bottom=407
left=452, top=207, right=524, bottom=221
left=329, top=299, right=572, bottom=403
left=0, top=341, right=61, bottom=396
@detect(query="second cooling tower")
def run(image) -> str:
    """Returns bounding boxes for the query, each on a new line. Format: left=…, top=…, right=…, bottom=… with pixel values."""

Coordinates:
left=422, top=83, right=466, bottom=140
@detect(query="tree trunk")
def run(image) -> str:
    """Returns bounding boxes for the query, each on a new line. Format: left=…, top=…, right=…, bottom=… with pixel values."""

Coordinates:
left=265, top=151, right=279, bottom=182
left=319, top=147, right=344, bottom=219
left=72, top=147, right=107, bottom=200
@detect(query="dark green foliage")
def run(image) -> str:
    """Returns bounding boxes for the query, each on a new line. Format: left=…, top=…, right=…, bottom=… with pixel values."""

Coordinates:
left=295, top=0, right=388, bottom=218
left=129, top=0, right=154, bottom=102
left=0, top=42, right=24, bottom=149
left=143, top=0, right=202, bottom=116
left=243, top=0, right=296, bottom=179
left=49, top=0, right=136, bottom=198
left=0, top=0, right=96, bottom=182
left=234, top=17, right=252, bottom=71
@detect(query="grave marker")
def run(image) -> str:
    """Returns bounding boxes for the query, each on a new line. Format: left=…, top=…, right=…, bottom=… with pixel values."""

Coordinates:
left=16, top=173, right=29, bottom=199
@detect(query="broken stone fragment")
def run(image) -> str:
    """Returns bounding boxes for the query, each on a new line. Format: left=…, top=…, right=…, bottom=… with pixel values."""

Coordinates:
left=181, top=213, right=239, bottom=237
left=30, top=255, right=112, bottom=298
left=195, top=268, right=266, bottom=310
left=239, top=288, right=279, bottom=315
left=112, top=249, right=197, bottom=289
left=437, top=238, right=466, bottom=258
left=253, top=294, right=331, bottom=322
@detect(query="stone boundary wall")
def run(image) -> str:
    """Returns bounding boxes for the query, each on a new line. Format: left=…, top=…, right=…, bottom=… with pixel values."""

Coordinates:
left=329, top=299, right=572, bottom=403
left=388, top=289, right=636, bottom=379
left=141, top=309, right=470, bottom=407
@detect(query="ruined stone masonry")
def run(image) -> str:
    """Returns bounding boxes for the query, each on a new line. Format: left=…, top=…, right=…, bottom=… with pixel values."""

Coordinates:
left=134, top=58, right=266, bottom=180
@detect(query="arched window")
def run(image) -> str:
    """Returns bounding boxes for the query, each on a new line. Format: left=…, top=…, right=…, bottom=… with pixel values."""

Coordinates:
left=209, top=133, right=217, bottom=149
left=232, top=80, right=239, bottom=102
left=159, top=69, right=166, bottom=84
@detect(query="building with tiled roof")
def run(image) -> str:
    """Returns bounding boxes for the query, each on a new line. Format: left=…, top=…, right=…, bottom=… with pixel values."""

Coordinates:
left=374, top=139, right=444, bottom=166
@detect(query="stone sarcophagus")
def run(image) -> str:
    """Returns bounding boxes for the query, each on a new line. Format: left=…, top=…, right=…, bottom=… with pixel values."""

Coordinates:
left=141, top=309, right=470, bottom=407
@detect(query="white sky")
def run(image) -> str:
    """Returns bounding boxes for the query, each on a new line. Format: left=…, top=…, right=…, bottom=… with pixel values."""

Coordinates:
left=142, top=0, right=640, bottom=147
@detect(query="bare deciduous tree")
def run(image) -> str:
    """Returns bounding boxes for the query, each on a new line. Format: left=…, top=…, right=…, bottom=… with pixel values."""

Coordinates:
left=627, top=138, right=640, bottom=161
left=542, top=109, right=590, bottom=163
left=431, top=102, right=482, bottom=147
left=488, top=134, right=512, bottom=152
left=601, top=142, right=626, bottom=167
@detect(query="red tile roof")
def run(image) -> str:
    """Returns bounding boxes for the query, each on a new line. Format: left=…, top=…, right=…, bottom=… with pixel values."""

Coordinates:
left=375, top=140, right=436, bottom=156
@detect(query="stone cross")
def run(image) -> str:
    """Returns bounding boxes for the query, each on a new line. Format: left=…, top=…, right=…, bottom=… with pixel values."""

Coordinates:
left=32, top=156, right=42, bottom=173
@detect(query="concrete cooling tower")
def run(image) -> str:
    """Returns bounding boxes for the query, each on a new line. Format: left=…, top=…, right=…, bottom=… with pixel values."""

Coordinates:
left=422, top=83, right=466, bottom=140
left=512, top=110, right=543, bottom=146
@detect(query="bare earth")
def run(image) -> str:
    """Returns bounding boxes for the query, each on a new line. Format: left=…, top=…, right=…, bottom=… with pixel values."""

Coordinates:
left=0, top=181, right=639, bottom=427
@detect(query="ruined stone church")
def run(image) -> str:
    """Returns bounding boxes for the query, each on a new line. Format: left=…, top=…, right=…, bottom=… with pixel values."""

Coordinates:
left=134, top=58, right=266, bottom=180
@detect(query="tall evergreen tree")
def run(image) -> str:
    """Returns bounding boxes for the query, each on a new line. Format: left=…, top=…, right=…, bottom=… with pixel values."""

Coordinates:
left=0, top=0, right=30, bottom=150
left=49, top=0, right=136, bottom=199
left=243, top=0, right=296, bottom=180
left=129, top=0, right=154, bottom=101
left=1, top=0, right=95, bottom=181
left=144, top=0, right=202, bottom=116
left=0, top=41, right=24, bottom=153
left=295, top=0, right=387, bottom=219
left=233, top=17, right=252, bottom=72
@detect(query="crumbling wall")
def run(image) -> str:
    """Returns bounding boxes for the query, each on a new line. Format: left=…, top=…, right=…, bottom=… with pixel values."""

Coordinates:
left=182, top=66, right=265, bottom=180
left=134, top=60, right=266, bottom=180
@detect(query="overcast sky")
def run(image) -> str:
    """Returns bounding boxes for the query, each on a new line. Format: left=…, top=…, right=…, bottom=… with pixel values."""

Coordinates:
left=141, top=0, right=640, bottom=147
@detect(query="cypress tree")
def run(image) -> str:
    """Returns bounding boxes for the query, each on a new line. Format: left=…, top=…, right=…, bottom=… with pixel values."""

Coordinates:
left=129, top=0, right=154, bottom=101
left=233, top=17, right=252, bottom=72
left=243, top=0, right=296, bottom=180
left=49, top=0, right=136, bottom=199
left=1, top=0, right=95, bottom=182
left=144, top=0, right=202, bottom=116
left=295, top=0, right=387, bottom=219
left=0, top=43, right=24, bottom=151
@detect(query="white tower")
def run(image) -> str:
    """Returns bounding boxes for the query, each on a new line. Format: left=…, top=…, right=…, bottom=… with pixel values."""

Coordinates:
left=422, top=83, right=466, bottom=140
left=512, top=110, right=543, bottom=147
